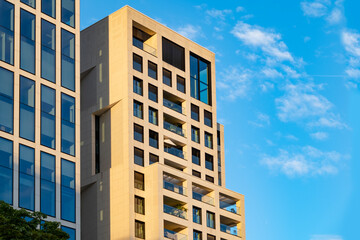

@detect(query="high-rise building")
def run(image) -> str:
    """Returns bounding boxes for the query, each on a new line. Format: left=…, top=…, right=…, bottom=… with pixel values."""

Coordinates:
left=0, top=0, right=80, bottom=239
left=81, top=6, right=245, bottom=240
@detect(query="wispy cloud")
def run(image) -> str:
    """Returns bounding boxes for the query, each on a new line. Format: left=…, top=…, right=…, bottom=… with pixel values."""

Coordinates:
left=310, top=234, right=343, bottom=240
left=301, top=0, right=329, bottom=17
left=249, top=113, right=271, bottom=128
left=217, top=67, right=252, bottom=101
left=310, top=131, right=329, bottom=140
left=206, top=9, right=232, bottom=20
left=262, top=68, right=284, bottom=79
left=177, top=24, right=202, bottom=40
left=261, top=146, right=349, bottom=177
left=300, top=0, right=344, bottom=25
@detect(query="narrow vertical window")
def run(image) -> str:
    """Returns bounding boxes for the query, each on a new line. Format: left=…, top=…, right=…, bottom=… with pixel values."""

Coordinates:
left=134, top=171, right=144, bottom=190
left=0, top=67, right=13, bottom=134
left=148, top=107, right=158, bottom=125
left=206, top=211, right=215, bottom=229
left=41, top=20, right=56, bottom=82
left=135, top=220, right=145, bottom=239
left=133, top=100, right=143, bottom=119
left=134, top=148, right=144, bottom=166
left=95, top=115, right=100, bottom=174
left=61, top=29, right=75, bottom=91
left=191, top=104, right=199, bottom=121
left=20, top=9, right=35, bottom=74
left=61, top=226, right=76, bottom=240
left=190, top=53, right=211, bottom=105
left=148, top=84, right=158, bottom=102
left=204, top=110, right=212, bottom=127
left=134, top=124, right=144, bottom=143
left=149, top=130, right=159, bottom=149
left=163, top=68, right=172, bottom=86
left=19, top=76, right=35, bottom=141
left=61, top=159, right=76, bottom=222
left=177, top=75, right=186, bottom=93
left=205, top=153, right=214, bottom=171
left=42, top=0, right=56, bottom=18
left=191, top=126, right=200, bottom=143
left=61, top=93, right=76, bottom=156
left=133, top=53, right=142, bottom=72
left=19, top=144, right=35, bottom=211
left=41, top=85, right=56, bottom=149
left=205, top=132, right=213, bottom=149
left=193, top=230, right=202, bottom=240
left=148, top=61, right=157, bottom=79
left=61, top=0, right=75, bottom=27
left=135, top=196, right=145, bottom=214
left=0, top=0, right=14, bottom=65
left=133, top=77, right=143, bottom=95
left=40, top=152, right=55, bottom=217
left=193, top=206, right=202, bottom=224
left=192, top=148, right=200, bottom=165
left=0, top=137, right=13, bottom=204
left=21, top=0, right=35, bottom=8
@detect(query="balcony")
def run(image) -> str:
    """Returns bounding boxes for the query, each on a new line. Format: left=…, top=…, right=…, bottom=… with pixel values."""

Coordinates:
left=132, top=25, right=157, bottom=56
left=163, top=91, right=185, bottom=115
left=220, top=223, right=241, bottom=237
left=164, top=180, right=187, bottom=196
left=192, top=184, right=214, bottom=205
left=220, top=194, right=241, bottom=215
left=164, top=144, right=186, bottom=160
left=164, top=229, right=187, bottom=240
left=164, top=114, right=185, bottom=137
left=133, top=37, right=157, bottom=56
left=164, top=204, right=187, bottom=219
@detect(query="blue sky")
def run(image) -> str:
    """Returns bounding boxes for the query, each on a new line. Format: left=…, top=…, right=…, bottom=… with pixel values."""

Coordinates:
left=81, top=1, right=360, bottom=239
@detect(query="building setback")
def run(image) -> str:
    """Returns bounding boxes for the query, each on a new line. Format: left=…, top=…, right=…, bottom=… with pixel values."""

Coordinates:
left=0, top=0, right=80, bottom=239
left=81, top=5, right=245, bottom=240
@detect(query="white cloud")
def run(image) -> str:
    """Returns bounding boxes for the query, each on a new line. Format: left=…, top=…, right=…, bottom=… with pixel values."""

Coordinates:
left=260, top=82, right=275, bottom=92
left=326, top=8, right=342, bottom=24
left=301, top=1, right=329, bottom=17
left=342, top=30, right=360, bottom=57
left=262, top=68, right=283, bottom=79
left=177, top=24, right=202, bottom=40
left=206, top=9, right=232, bottom=20
left=236, top=6, right=245, bottom=12
left=282, top=66, right=301, bottom=78
left=261, top=146, right=349, bottom=177
left=345, top=68, right=360, bottom=78
left=310, top=235, right=343, bottom=240
left=231, top=22, right=293, bottom=62
left=217, top=67, right=252, bottom=101
left=310, top=132, right=329, bottom=140
left=249, top=113, right=271, bottom=127
left=309, top=114, right=348, bottom=129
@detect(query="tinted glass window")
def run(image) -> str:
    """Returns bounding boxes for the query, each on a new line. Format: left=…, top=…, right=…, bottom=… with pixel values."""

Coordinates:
left=163, top=68, right=171, bottom=86
left=0, top=67, right=13, bottom=134
left=21, top=0, right=35, bottom=8
left=61, top=226, right=76, bottom=240
left=149, top=107, right=158, bottom=125
left=41, top=152, right=55, bottom=217
left=148, top=61, right=157, bottom=79
left=134, top=124, right=144, bottom=142
left=42, top=0, right=56, bottom=18
left=19, top=76, right=35, bottom=141
left=0, top=137, right=13, bottom=204
left=133, top=77, right=143, bottom=95
left=134, top=148, right=144, bottom=166
left=148, top=84, right=158, bottom=102
left=133, top=53, right=142, bottom=72
left=133, top=100, right=143, bottom=119
left=162, top=37, right=185, bottom=71
left=191, top=104, right=199, bottom=121
left=19, top=144, right=35, bottom=211
left=190, top=53, right=211, bottom=105
left=41, top=20, right=56, bottom=82
left=61, top=0, right=75, bottom=27
left=149, top=130, right=158, bottom=149
left=20, top=9, right=35, bottom=74
left=61, top=159, right=75, bottom=222
left=41, top=85, right=56, bottom=149
left=61, top=93, right=75, bottom=156
left=61, top=29, right=75, bottom=91
left=0, top=0, right=14, bottom=65
left=192, top=148, right=200, bottom=165
left=177, top=75, right=185, bottom=93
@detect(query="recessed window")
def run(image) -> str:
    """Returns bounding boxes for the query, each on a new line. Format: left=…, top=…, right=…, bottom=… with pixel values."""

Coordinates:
left=133, top=100, right=143, bottom=119
left=204, top=110, right=212, bottom=127
left=162, top=37, right=185, bottom=71
left=149, top=153, right=159, bottom=165
left=208, top=234, right=216, bottom=240
left=163, top=68, right=172, bottom=86
left=205, top=154, right=214, bottom=171
left=61, top=93, right=76, bottom=156
left=134, top=124, right=144, bottom=143
left=191, top=126, right=200, bottom=143
left=192, top=148, right=200, bottom=165
left=190, top=53, right=211, bottom=105
left=21, top=0, right=35, bottom=8
left=134, top=171, right=144, bottom=190
left=133, top=53, right=143, bottom=72
left=192, top=170, right=201, bottom=178
left=149, top=107, right=158, bottom=125
left=193, top=230, right=202, bottom=240
left=134, top=148, right=144, bottom=166
left=0, top=67, right=14, bottom=134
left=217, top=130, right=221, bottom=146
left=191, top=104, right=199, bottom=121
left=206, top=211, right=215, bottom=229
left=135, top=220, right=145, bottom=239
left=205, top=132, right=213, bottom=149
left=40, top=152, right=55, bottom=217
left=0, top=0, right=14, bottom=65
left=193, top=206, right=202, bottom=224
left=206, top=175, right=214, bottom=183
left=41, top=85, right=56, bottom=149
left=61, top=227, right=76, bottom=240
left=148, top=84, right=158, bottom=102
left=149, top=130, right=159, bottom=149
left=148, top=61, right=157, bottom=79
left=133, top=77, right=143, bottom=96
left=177, top=75, right=185, bottom=93
left=135, top=196, right=145, bottom=215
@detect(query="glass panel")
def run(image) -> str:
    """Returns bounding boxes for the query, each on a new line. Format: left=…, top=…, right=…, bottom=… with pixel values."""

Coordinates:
left=0, top=0, right=14, bottom=65
left=133, top=101, right=143, bottom=119
left=193, top=207, right=201, bottom=224
left=20, top=76, right=35, bottom=141
left=204, top=110, right=212, bottom=127
left=149, top=130, right=158, bottom=149
left=134, top=124, right=143, bottom=142
left=191, top=104, right=199, bottom=121
left=149, top=153, right=159, bottom=164
left=205, top=154, right=213, bottom=170
left=148, top=107, right=158, bottom=125
left=205, top=132, right=213, bottom=149
left=134, top=148, right=144, bottom=166
left=191, top=127, right=200, bottom=143
left=0, top=0, right=14, bottom=31
left=20, top=10, right=35, bottom=74
left=133, top=54, right=142, bottom=72
left=42, top=0, right=56, bottom=18
left=19, top=145, right=35, bottom=211
left=41, top=85, right=56, bottom=149
left=62, top=226, right=76, bottom=240
left=61, top=94, right=75, bottom=156
left=61, top=0, right=75, bottom=27
left=177, top=76, right=185, bottom=93
left=148, top=84, right=157, bottom=102
left=21, top=0, right=35, bottom=8
left=0, top=137, right=12, bottom=204
left=61, top=29, right=75, bottom=91
left=61, top=159, right=75, bottom=222
left=163, top=69, right=171, bottom=86
left=148, top=61, right=157, bottom=79
left=0, top=67, right=13, bottom=134
left=192, top=148, right=200, bottom=165
left=206, top=212, right=215, bottom=228
left=41, top=20, right=56, bottom=82
left=41, top=152, right=55, bottom=216
left=135, top=221, right=145, bottom=239
left=133, top=77, right=142, bottom=95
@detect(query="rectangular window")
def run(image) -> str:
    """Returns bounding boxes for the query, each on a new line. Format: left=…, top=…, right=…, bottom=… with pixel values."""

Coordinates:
left=61, top=93, right=75, bottom=156
left=0, top=67, right=13, bottom=134
left=148, top=61, right=157, bottom=79
left=0, top=0, right=14, bottom=65
left=149, top=130, right=159, bottom=149
left=191, top=104, right=199, bottom=121
left=133, top=100, right=143, bottom=119
left=193, top=230, right=202, bottom=240
left=148, top=107, right=158, bottom=125
left=192, top=148, right=200, bottom=165
left=95, top=115, right=100, bottom=174
left=42, top=0, right=56, bottom=18
left=149, top=153, right=159, bottom=165
left=19, top=144, right=35, bottom=211
left=0, top=137, right=13, bottom=204
left=134, top=124, right=144, bottom=143
left=134, top=171, right=144, bottom=190
left=40, top=152, right=55, bottom=217
left=206, top=175, right=214, bottom=183
left=61, top=0, right=75, bottom=27
left=135, top=220, right=145, bottom=239
left=20, top=9, right=35, bottom=74
left=61, top=159, right=75, bottom=222
left=134, top=148, right=144, bottom=166
left=133, top=53, right=142, bottom=72
left=41, top=85, right=56, bottom=149
left=148, top=84, right=158, bottom=102
left=61, top=29, right=75, bottom=91
left=162, top=37, right=185, bottom=71
left=21, top=0, right=35, bottom=8
left=177, top=75, right=185, bottom=93
left=205, top=154, right=214, bottom=171
left=191, top=126, right=200, bottom=143
left=61, top=226, right=76, bottom=240
left=135, top=196, right=145, bottom=215
left=218, top=172, right=222, bottom=186
left=192, top=170, right=201, bottom=178
left=133, top=77, right=143, bottom=96
left=205, top=132, right=213, bottom=149
left=206, top=211, right=215, bottom=229
left=204, top=110, right=212, bottom=127
left=217, top=130, right=221, bottom=146
left=208, top=234, right=216, bottom=240
left=19, top=76, right=35, bottom=141
left=163, top=68, right=172, bottom=86
left=193, top=206, right=202, bottom=224
left=41, top=19, right=56, bottom=82
left=190, top=53, right=211, bottom=105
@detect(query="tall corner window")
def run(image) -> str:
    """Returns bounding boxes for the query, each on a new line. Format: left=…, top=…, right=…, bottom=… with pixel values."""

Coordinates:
left=61, top=0, right=75, bottom=27
left=20, top=9, right=36, bottom=74
left=42, top=0, right=56, bottom=18
left=40, top=152, right=56, bottom=217
left=21, top=0, right=35, bottom=8
left=162, top=37, right=185, bottom=71
left=61, top=159, right=76, bottom=222
left=61, top=29, right=75, bottom=91
left=148, top=61, right=157, bottom=79
left=0, top=0, right=14, bottom=65
left=133, top=77, right=143, bottom=96
left=0, top=137, right=13, bottom=204
left=61, top=93, right=76, bottom=156
left=133, top=53, right=143, bottom=72
left=19, top=144, right=35, bottom=211
left=41, top=19, right=56, bottom=83
left=0, top=67, right=14, bottom=134
left=190, top=53, right=211, bottom=105
left=19, top=76, right=35, bottom=141
left=41, top=85, right=56, bottom=149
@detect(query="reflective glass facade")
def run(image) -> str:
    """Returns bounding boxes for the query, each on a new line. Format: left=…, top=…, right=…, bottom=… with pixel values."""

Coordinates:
left=0, top=0, right=14, bottom=65
left=61, top=159, right=76, bottom=222
left=61, top=29, right=75, bottom=91
left=19, top=144, right=35, bottom=211
left=41, top=152, right=56, bottom=217
left=61, top=0, right=75, bottom=27
left=41, top=20, right=56, bottom=82
left=0, top=67, right=13, bottom=134
left=41, top=85, right=56, bottom=149
left=20, top=9, right=36, bottom=74
left=19, top=76, right=35, bottom=141
left=61, top=93, right=76, bottom=156
left=42, top=0, right=56, bottom=18
left=0, top=137, right=13, bottom=204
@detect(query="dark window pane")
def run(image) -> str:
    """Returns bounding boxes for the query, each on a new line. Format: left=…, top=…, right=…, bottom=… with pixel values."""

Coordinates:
left=190, top=53, right=211, bottom=105
left=148, top=84, right=157, bottom=102
left=61, top=226, right=76, bottom=240
left=133, top=100, right=143, bottom=119
left=20, top=76, right=35, bottom=141
left=61, top=0, right=75, bottom=27
left=134, top=171, right=144, bottom=190
left=148, top=61, right=157, bottom=79
left=177, top=75, right=185, bottom=93
left=0, top=67, right=13, bottom=133
left=133, top=53, right=142, bottom=72
left=0, top=0, right=14, bottom=65
left=163, top=68, right=171, bottom=86
left=206, top=175, right=214, bottom=183
left=61, top=159, right=75, bottom=222
left=193, top=230, right=202, bottom=240
left=134, top=148, right=144, bottom=166
left=134, top=124, right=143, bottom=142
left=21, top=0, right=35, bottom=8
left=191, top=126, right=200, bottom=143
left=193, top=207, right=201, bottom=224
left=162, top=37, right=185, bottom=71
left=135, top=196, right=145, bottom=214
left=41, top=152, right=55, bottom=216
left=191, top=104, right=199, bottom=121
left=42, top=0, right=56, bottom=18
left=41, top=20, right=56, bottom=82
left=192, top=148, right=200, bottom=165
left=19, top=145, right=35, bottom=211
left=205, top=154, right=214, bottom=171
left=61, top=29, right=75, bottom=91
left=133, top=77, right=143, bottom=95
left=135, top=220, right=145, bottom=239
left=205, top=132, right=213, bottom=149
left=192, top=170, right=201, bottom=178
left=20, top=10, right=35, bottom=74
left=149, top=130, right=158, bottom=149
left=61, top=94, right=75, bottom=156
left=0, top=137, right=13, bottom=204
left=204, top=110, right=212, bottom=127
left=149, top=107, right=158, bottom=125
left=149, top=153, right=159, bottom=165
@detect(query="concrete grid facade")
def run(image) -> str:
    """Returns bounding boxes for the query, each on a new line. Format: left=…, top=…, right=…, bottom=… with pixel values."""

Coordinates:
left=81, top=6, right=245, bottom=240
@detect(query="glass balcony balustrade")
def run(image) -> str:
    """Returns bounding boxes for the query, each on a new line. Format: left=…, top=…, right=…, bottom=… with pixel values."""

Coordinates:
left=164, top=146, right=186, bottom=160
left=192, top=191, right=214, bottom=205
left=163, top=204, right=187, bottom=219
left=164, top=228, right=187, bottom=240
left=133, top=37, right=157, bottom=56
left=163, top=98, right=184, bottom=114
left=220, top=223, right=241, bottom=237
left=164, top=121, right=185, bottom=137
left=163, top=180, right=187, bottom=196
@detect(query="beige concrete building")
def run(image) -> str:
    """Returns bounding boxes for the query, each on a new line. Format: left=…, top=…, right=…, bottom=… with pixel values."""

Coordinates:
left=0, top=0, right=80, bottom=239
left=81, top=6, right=245, bottom=240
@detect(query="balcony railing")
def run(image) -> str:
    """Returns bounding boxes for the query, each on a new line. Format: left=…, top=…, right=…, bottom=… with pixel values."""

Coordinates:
left=164, top=121, right=185, bottom=137
left=164, top=228, right=187, bottom=240
left=164, top=146, right=186, bottom=160
left=163, top=98, right=184, bottom=114
left=220, top=204, right=241, bottom=215
left=220, top=224, right=241, bottom=237
left=133, top=37, right=157, bottom=56
left=163, top=204, right=187, bottom=219
left=163, top=180, right=187, bottom=196
left=192, top=191, right=214, bottom=205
